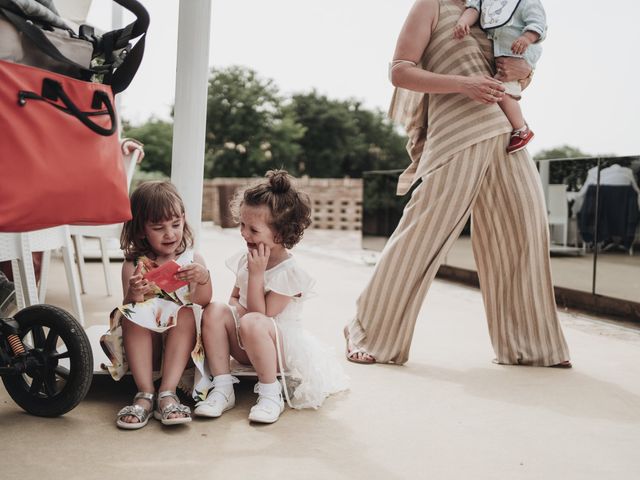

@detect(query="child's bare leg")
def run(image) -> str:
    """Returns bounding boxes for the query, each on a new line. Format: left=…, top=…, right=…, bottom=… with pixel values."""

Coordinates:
left=239, top=312, right=286, bottom=423
left=158, top=308, right=196, bottom=418
left=121, top=318, right=155, bottom=423
left=238, top=312, right=279, bottom=383
left=201, top=302, right=250, bottom=375
left=499, top=94, right=526, bottom=130
left=195, top=303, right=249, bottom=418
left=500, top=90, right=535, bottom=153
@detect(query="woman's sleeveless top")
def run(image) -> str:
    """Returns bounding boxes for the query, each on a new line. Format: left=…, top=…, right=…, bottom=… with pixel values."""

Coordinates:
left=389, top=0, right=511, bottom=195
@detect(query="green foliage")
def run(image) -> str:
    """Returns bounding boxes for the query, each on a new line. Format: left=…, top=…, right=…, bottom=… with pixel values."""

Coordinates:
left=349, top=105, right=408, bottom=173
left=285, top=91, right=407, bottom=178
left=534, top=145, right=588, bottom=161
left=123, top=119, right=173, bottom=176
left=123, top=66, right=409, bottom=179
left=204, top=66, right=305, bottom=178
left=131, top=169, right=169, bottom=185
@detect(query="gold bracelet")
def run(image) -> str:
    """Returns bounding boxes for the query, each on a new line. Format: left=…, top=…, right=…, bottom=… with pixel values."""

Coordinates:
left=197, top=270, right=210, bottom=286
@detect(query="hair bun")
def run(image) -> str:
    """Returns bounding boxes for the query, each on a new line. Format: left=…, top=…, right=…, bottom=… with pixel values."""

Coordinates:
left=266, top=169, right=291, bottom=194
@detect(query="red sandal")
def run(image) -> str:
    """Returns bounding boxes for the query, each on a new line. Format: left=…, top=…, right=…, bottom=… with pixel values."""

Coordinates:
left=507, top=126, right=534, bottom=154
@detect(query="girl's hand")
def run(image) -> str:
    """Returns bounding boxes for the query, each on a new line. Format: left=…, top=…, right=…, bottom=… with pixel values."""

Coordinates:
left=177, top=263, right=210, bottom=285
left=121, top=139, right=145, bottom=162
left=128, top=263, right=153, bottom=299
left=247, top=243, right=270, bottom=275
left=453, top=22, right=470, bottom=39
left=511, top=35, right=531, bottom=55
left=460, top=75, right=505, bottom=104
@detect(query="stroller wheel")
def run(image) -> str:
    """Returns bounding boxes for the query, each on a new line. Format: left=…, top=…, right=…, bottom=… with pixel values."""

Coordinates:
left=2, top=305, right=93, bottom=417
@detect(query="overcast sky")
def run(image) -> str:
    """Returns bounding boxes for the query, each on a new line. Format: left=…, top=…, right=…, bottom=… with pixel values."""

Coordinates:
left=86, top=0, right=639, bottom=158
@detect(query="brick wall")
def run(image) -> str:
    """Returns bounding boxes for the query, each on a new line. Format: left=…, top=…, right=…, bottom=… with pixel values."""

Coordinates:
left=202, top=177, right=362, bottom=231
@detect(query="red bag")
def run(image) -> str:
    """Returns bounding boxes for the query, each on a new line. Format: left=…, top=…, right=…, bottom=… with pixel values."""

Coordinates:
left=0, top=60, right=131, bottom=232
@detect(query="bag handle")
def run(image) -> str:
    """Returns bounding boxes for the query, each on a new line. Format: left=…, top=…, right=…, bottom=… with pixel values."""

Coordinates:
left=0, top=0, right=149, bottom=94
left=92, top=0, right=150, bottom=94
left=18, top=78, right=117, bottom=136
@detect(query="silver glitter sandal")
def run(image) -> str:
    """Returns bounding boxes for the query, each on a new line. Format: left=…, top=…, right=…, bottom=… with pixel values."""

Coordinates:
left=153, top=390, right=192, bottom=426
left=116, top=392, right=155, bottom=430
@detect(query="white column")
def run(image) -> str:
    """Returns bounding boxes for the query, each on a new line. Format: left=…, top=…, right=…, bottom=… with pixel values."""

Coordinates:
left=112, top=3, right=124, bottom=122
left=539, top=160, right=550, bottom=206
left=171, top=0, right=212, bottom=247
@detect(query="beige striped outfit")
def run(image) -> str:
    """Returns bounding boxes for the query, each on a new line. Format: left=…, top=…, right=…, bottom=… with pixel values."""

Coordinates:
left=348, top=0, right=570, bottom=366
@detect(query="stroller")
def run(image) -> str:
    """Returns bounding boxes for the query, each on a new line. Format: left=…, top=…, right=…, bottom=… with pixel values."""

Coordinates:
left=0, top=273, right=92, bottom=416
left=0, top=0, right=148, bottom=416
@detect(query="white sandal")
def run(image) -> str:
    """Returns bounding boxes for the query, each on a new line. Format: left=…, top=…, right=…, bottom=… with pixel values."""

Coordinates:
left=153, top=390, right=192, bottom=426
left=116, top=392, right=155, bottom=430
left=343, top=326, right=376, bottom=364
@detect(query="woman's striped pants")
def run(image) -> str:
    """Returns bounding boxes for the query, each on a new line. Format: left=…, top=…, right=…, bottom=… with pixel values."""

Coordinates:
left=348, top=135, right=571, bottom=365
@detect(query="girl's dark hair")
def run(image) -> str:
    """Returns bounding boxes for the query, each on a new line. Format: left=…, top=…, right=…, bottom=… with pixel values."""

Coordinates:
left=121, top=181, right=194, bottom=260
left=231, top=170, right=312, bottom=249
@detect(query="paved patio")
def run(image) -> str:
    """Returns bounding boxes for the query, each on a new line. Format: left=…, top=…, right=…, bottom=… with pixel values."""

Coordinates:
left=1, top=226, right=639, bottom=479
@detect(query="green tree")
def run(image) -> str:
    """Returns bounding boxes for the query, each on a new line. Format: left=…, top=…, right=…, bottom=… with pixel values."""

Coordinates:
left=204, top=66, right=305, bottom=178
left=123, top=67, right=408, bottom=179
left=285, top=91, right=407, bottom=178
left=123, top=118, right=173, bottom=176
left=534, top=145, right=589, bottom=161
left=350, top=105, right=408, bottom=174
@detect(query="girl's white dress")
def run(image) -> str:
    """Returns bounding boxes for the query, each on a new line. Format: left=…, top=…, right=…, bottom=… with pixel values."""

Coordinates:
left=192, top=250, right=349, bottom=409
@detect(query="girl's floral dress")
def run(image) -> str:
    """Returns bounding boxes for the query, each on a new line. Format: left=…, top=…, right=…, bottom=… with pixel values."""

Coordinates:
left=100, top=249, right=209, bottom=392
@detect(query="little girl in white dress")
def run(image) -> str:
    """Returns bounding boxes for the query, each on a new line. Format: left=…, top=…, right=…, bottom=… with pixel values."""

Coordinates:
left=193, top=170, right=348, bottom=424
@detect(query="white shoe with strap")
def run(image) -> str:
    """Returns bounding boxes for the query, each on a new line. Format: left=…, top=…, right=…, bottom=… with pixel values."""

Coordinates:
left=248, top=381, right=285, bottom=424
left=194, top=374, right=239, bottom=418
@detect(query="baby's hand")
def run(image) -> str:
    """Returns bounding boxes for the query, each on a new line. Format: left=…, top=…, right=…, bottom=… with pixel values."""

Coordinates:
left=177, top=263, right=209, bottom=285
left=511, top=36, right=530, bottom=55
left=453, top=22, right=470, bottom=39
left=511, top=31, right=539, bottom=55
left=247, top=243, right=270, bottom=275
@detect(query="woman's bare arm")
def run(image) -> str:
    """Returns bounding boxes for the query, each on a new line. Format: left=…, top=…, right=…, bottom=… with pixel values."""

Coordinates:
left=391, top=0, right=504, bottom=104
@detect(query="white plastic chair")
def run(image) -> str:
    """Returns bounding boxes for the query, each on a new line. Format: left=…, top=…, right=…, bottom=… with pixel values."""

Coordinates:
left=547, top=184, right=569, bottom=247
left=0, top=233, right=38, bottom=310
left=69, top=147, right=142, bottom=296
left=0, top=226, right=85, bottom=325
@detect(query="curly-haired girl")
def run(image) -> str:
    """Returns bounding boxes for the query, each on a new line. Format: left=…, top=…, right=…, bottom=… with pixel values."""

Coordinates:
left=194, top=170, right=348, bottom=424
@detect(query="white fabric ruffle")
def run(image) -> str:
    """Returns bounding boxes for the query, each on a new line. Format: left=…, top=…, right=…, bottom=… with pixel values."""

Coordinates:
left=280, top=322, right=349, bottom=409
left=266, top=262, right=315, bottom=298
